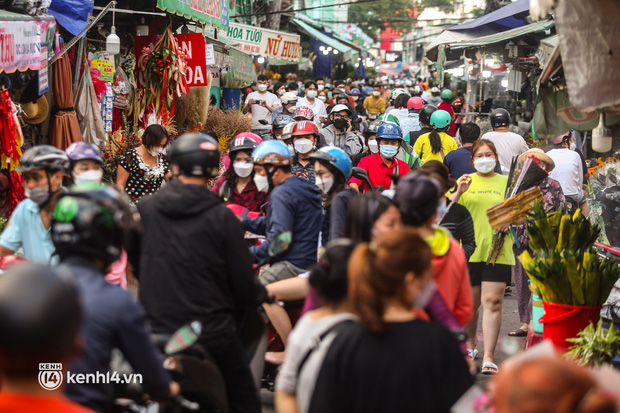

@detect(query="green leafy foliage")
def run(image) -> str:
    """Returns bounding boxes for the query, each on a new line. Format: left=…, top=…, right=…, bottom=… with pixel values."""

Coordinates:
left=567, top=319, right=620, bottom=368
left=0, top=217, right=6, bottom=234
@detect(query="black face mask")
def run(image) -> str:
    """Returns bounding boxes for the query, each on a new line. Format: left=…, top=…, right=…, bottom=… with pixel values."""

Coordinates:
left=334, top=118, right=348, bottom=130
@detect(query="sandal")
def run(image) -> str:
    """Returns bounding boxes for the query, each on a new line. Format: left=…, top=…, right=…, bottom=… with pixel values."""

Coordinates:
left=481, top=362, right=498, bottom=375
left=508, top=328, right=528, bottom=337
left=467, top=348, right=478, bottom=360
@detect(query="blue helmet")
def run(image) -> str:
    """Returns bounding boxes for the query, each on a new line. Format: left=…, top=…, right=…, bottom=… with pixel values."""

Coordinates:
left=252, top=140, right=292, bottom=166
left=376, top=123, right=403, bottom=140
left=310, top=147, right=353, bottom=180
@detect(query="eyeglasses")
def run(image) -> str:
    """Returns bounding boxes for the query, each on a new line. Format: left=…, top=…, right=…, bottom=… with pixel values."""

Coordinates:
left=333, top=114, right=350, bottom=120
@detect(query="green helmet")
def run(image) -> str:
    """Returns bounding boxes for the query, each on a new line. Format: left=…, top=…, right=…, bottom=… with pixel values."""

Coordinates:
left=430, top=110, right=451, bottom=129
left=378, top=113, right=400, bottom=127
left=441, top=89, right=453, bottom=99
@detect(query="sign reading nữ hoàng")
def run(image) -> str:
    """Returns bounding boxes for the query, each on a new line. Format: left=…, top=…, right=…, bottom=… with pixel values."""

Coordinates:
left=157, top=0, right=229, bottom=29
left=223, top=23, right=300, bottom=63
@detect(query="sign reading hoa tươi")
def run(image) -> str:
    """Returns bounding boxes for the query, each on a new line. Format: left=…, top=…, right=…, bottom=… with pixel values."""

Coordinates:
left=222, top=23, right=300, bottom=63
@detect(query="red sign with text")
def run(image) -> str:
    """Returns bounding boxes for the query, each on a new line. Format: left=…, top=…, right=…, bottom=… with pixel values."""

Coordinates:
left=135, top=33, right=207, bottom=87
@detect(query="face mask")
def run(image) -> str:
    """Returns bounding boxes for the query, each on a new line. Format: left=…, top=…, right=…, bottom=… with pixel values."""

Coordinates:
left=352, top=96, right=359, bottom=102
left=294, top=138, right=314, bottom=154
left=287, top=144, right=295, bottom=157
left=233, top=162, right=254, bottom=178
left=317, top=84, right=325, bottom=91
left=287, top=105, right=296, bottom=114
left=25, top=186, right=50, bottom=206
left=333, top=118, right=349, bottom=130
left=368, top=140, right=379, bottom=153
left=414, top=281, right=437, bottom=309
left=307, top=90, right=318, bottom=99
left=570, top=142, right=577, bottom=151
left=318, top=96, right=326, bottom=102
left=257, top=84, right=268, bottom=92
left=149, top=147, right=164, bottom=157
left=373, top=91, right=380, bottom=97
left=473, top=157, right=496, bottom=174
left=315, top=176, right=334, bottom=194
left=380, top=144, right=398, bottom=158
left=278, top=89, right=285, bottom=96
left=253, top=174, right=269, bottom=192
left=75, top=169, right=103, bottom=185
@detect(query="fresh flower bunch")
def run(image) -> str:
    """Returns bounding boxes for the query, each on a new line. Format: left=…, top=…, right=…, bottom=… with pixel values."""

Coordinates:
left=286, top=72, right=297, bottom=82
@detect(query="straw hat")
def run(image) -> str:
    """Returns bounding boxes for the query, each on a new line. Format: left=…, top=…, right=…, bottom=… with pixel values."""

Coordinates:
left=518, top=148, right=555, bottom=172
left=21, top=96, right=49, bottom=125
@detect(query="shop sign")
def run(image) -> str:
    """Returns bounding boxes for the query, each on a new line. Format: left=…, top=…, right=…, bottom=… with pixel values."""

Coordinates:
left=92, top=59, right=115, bottom=82
left=207, top=66, right=220, bottom=87
left=38, top=43, right=49, bottom=94
left=224, top=48, right=253, bottom=87
left=157, top=0, right=229, bottom=29
left=135, top=33, right=207, bottom=87
left=0, top=19, right=56, bottom=73
left=223, top=23, right=300, bottom=63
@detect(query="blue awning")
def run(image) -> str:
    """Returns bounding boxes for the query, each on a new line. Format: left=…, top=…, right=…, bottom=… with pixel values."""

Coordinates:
left=448, top=0, right=530, bottom=33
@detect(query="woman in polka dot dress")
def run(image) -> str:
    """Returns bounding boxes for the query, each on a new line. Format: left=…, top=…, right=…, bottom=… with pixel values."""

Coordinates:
left=117, top=124, right=170, bottom=203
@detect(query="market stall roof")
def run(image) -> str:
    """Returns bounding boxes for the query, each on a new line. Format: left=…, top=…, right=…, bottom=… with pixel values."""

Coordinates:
left=291, top=18, right=356, bottom=61
left=0, top=11, right=56, bottom=74
left=449, top=0, right=530, bottom=33
left=0, top=10, right=54, bottom=20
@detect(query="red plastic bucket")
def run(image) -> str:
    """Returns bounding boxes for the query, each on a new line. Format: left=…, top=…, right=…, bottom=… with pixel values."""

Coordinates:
left=539, top=302, right=601, bottom=350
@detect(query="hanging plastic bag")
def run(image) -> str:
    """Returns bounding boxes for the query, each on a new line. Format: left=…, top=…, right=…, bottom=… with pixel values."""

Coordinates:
left=74, top=64, right=106, bottom=146
left=113, top=66, right=133, bottom=110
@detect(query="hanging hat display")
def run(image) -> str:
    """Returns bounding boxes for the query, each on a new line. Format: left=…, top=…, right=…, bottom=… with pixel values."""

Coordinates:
left=21, top=96, right=49, bottom=125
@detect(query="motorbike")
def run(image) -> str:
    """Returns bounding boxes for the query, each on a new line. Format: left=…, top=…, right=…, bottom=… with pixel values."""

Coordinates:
left=352, top=167, right=386, bottom=193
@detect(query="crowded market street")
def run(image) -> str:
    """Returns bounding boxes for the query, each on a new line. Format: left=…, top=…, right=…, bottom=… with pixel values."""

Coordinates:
left=0, top=0, right=619, bottom=412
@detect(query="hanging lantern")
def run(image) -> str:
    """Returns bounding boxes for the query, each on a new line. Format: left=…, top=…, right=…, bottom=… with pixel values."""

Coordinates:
left=592, top=112, right=612, bottom=153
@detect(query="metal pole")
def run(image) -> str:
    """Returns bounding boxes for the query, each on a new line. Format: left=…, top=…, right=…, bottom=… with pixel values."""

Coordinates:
left=73, top=37, right=85, bottom=95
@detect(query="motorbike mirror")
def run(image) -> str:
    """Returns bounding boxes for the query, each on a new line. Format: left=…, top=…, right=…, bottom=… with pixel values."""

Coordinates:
left=352, top=167, right=369, bottom=181
left=164, top=321, right=202, bottom=355
left=269, top=231, right=292, bottom=257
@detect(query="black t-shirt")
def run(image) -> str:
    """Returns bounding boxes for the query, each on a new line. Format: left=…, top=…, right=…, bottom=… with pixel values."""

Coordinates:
left=408, top=126, right=432, bottom=146
left=309, top=320, right=473, bottom=413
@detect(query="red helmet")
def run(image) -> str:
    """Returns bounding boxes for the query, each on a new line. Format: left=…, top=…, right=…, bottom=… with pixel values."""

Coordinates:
left=293, top=106, right=314, bottom=121
left=292, top=121, right=319, bottom=137
left=407, top=97, right=424, bottom=111
left=234, top=132, right=263, bottom=145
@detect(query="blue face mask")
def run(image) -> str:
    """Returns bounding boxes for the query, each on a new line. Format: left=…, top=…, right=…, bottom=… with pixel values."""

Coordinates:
left=380, top=144, right=398, bottom=158
left=438, top=199, right=448, bottom=215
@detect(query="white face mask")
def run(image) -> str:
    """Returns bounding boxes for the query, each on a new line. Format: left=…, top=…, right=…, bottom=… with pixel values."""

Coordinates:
left=352, top=96, right=359, bottom=102
left=287, top=106, right=296, bottom=114
left=317, top=84, right=325, bottom=91
left=318, top=96, right=326, bottom=102
left=373, top=91, right=380, bottom=97
left=278, top=89, right=285, bottom=96
left=307, top=90, right=318, bottom=99
left=149, top=147, right=164, bottom=157
left=233, top=161, right=254, bottom=178
left=315, top=176, right=334, bottom=194
left=75, top=169, right=103, bottom=185
left=253, top=174, right=269, bottom=192
left=474, top=157, right=496, bottom=174
left=287, top=144, right=295, bottom=157
left=294, top=138, right=314, bottom=154
left=570, top=141, right=577, bottom=151
left=368, top=140, right=379, bottom=153
left=257, top=84, right=268, bottom=92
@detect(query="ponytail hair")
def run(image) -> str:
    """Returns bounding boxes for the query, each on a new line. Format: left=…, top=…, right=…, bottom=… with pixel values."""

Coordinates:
left=428, top=128, right=446, bottom=154
left=347, top=228, right=432, bottom=333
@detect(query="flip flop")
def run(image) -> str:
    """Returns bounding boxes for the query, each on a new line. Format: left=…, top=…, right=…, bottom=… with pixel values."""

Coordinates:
left=508, top=328, right=528, bottom=337
left=467, top=348, right=478, bottom=360
left=481, top=362, right=498, bottom=375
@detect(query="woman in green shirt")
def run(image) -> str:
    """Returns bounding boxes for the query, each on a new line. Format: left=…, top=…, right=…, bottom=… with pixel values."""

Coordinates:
left=450, top=139, right=513, bottom=375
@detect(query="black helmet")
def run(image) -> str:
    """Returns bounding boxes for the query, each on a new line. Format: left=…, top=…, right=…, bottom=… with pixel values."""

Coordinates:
left=364, top=120, right=385, bottom=138
left=229, top=135, right=258, bottom=157
left=0, top=263, right=81, bottom=375
left=18, top=145, right=70, bottom=174
left=52, top=184, right=135, bottom=267
left=273, top=114, right=293, bottom=129
left=490, top=108, right=510, bottom=128
left=169, top=133, right=221, bottom=178
left=419, top=104, right=438, bottom=125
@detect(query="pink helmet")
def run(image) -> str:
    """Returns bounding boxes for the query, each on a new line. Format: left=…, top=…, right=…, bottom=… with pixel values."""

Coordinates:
left=293, top=106, right=314, bottom=121
left=407, top=97, right=425, bottom=111
left=235, top=132, right=263, bottom=145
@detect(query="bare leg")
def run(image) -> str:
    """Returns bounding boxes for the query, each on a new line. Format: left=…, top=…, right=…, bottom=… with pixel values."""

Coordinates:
left=481, top=281, right=506, bottom=365
left=465, top=285, right=481, bottom=352
left=266, top=277, right=310, bottom=301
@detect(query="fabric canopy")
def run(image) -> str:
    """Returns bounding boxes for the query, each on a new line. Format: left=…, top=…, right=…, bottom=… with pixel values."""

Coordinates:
left=449, top=0, right=531, bottom=33
left=292, top=19, right=355, bottom=60
left=49, top=43, right=82, bottom=150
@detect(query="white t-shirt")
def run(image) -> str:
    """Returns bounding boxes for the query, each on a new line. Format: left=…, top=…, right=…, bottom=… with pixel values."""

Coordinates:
left=245, top=91, right=280, bottom=130
left=547, top=148, right=584, bottom=197
left=481, top=131, right=529, bottom=175
left=276, top=312, right=356, bottom=413
left=297, top=97, right=327, bottom=127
